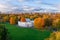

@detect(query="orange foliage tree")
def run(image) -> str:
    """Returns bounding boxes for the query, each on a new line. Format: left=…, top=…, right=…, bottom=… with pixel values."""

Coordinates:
left=20, top=17, right=26, bottom=22
left=10, top=17, right=16, bottom=24
left=34, top=17, right=45, bottom=29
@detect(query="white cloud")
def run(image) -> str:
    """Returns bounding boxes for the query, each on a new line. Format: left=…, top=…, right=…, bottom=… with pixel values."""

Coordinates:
left=0, top=0, right=60, bottom=12
left=34, top=0, right=42, bottom=4
left=0, top=4, right=8, bottom=12
left=0, top=4, right=7, bottom=8
left=22, top=5, right=35, bottom=11
left=11, top=7, right=18, bottom=10
left=1, top=0, right=11, bottom=1
left=23, top=7, right=34, bottom=11
left=0, top=3, right=17, bottom=12
left=55, top=4, right=60, bottom=10
left=18, top=0, right=25, bottom=2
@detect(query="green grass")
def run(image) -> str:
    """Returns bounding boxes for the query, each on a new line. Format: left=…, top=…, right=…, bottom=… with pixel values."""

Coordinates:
left=2, top=23, right=51, bottom=40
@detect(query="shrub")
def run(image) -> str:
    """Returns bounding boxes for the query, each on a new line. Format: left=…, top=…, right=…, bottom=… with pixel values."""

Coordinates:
left=0, top=24, right=8, bottom=40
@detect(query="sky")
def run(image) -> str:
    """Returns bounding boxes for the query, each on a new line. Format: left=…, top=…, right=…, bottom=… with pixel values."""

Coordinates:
left=0, top=0, right=60, bottom=12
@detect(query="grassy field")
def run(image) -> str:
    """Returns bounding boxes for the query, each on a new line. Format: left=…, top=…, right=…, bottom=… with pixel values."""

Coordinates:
left=1, top=23, right=51, bottom=40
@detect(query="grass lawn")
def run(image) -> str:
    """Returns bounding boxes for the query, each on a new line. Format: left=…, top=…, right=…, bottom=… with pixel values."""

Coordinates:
left=1, top=23, right=51, bottom=40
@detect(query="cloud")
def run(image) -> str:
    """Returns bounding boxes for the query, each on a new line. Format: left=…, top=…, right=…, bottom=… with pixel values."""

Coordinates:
left=18, top=0, right=24, bottom=2
left=0, top=3, right=18, bottom=12
left=32, top=0, right=42, bottom=4
left=18, top=0, right=26, bottom=2
left=0, top=0, right=60, bottom=12
left=55, top=4, right=60, bottom=10
left=0, top=4, right=9, bottom=12
left=19, top=5, right=35, bottom=11
left=23, top=7, right=35, bottom=11
left=0, top=4, right=7, bottom=8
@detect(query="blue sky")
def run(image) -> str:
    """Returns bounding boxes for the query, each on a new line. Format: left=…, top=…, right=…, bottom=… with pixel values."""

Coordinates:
left=0, top=0, right=60, bottom=12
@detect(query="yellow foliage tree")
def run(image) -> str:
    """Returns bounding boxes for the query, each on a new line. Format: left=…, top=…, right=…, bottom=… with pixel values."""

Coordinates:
left=3, top=16, right=9, bottom=22
left=45, top=31, right=60, bottom=40
left=52, top=18, right=60, bottom=28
